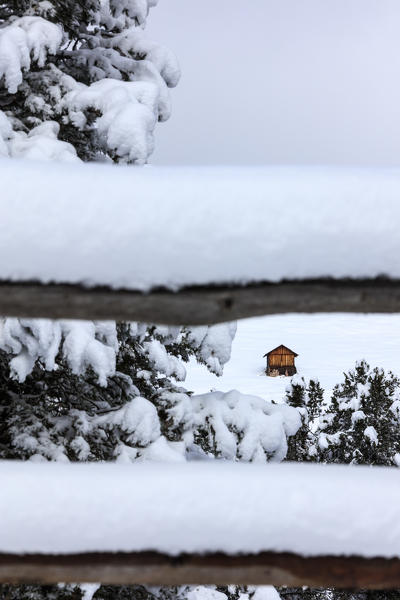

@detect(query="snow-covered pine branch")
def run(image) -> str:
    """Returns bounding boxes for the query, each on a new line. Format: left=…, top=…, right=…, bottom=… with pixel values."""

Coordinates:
left=318, top=360, right=400, bottom=466
left=0, top=16, right=62, bottom=93
left=0, top=0, right=180, bottom=163
left=284, top=361, right=400, bottom=469
left=0, top=320, right=238, bottom=385
left=0, top=320, right=299, bottom=464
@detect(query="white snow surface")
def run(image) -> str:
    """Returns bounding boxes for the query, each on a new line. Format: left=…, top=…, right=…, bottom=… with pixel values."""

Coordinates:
left=1, top=460, right=400, bottom=558
left=2, top=162, right=400, bottom=290
left=186, top=313, right=400, bottom=402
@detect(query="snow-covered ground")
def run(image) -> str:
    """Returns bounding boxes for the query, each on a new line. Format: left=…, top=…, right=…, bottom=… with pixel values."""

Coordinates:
left=185, top=313, right=400, bottom=401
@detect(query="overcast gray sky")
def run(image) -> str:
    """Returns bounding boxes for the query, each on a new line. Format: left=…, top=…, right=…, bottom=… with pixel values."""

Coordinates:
left=147, top=1, right=400, bottom=166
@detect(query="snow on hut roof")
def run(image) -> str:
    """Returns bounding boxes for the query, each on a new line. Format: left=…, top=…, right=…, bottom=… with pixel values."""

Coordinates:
left=263, top=345, right=298, bottom=358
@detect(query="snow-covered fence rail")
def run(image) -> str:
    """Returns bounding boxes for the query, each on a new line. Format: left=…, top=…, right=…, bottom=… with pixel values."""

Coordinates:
left=3, top=552, right=400, bottom=589
left=3, top=161, right=400, bottom=588
left=2, top=279, right=400, bottom=325
left=2, top=461, right=400, bottom=588
left=2, top=161, right=400, bottom=324
left=2, top=279, right=400, bottom=324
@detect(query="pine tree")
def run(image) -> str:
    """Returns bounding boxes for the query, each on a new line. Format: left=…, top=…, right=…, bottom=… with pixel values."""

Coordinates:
left=281, top=363, right=400, bottom=600
left=280, top=588, right=400, bottom=600
left=318, top=361, right=400, bottom=466
left=0, top=0, right=180, bottom=163
left=285, top=377, right=323, bottom=462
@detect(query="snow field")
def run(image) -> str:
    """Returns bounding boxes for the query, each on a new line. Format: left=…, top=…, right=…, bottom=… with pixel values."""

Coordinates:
left=185, top=313, right=400, bottom=402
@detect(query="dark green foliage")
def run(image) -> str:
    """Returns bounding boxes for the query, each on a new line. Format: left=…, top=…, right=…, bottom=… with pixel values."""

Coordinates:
left=284, top=362, right=400, bottom=467
left=319, top=361, right=400, bottom=466
left=307, top=380, right=324, bottom=422
left=0, top=583, right=83, bottom=599
left=280, top=590, right=400, bottom=600
left=0, top=323, right=192, bottom=463
left=0, top=1, right=29, bottom=21
left=0, top=0, right=97, bottom=159
left=285, top=377, right=323, bottom=462
left=0, top=0, right=176, bottom=163
left=279, top=589, right=331, bottom=600
left=53, top=0, right=100, bottom=36
left=93, top=586, right=151, bottom=600
left=282, top=362, right=400, bottom=600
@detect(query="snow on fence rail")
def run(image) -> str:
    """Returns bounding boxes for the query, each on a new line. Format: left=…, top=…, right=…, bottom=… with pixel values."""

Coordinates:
left=3, top=161, right=400, bottom=589
left=2, top=461, right=400, bottom=587
left=2, top=160, right=400, bottom=324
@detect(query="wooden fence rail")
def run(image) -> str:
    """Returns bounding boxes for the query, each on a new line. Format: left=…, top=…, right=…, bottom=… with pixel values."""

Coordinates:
left=1, top=552, right=400, bottom=588
left=1, top=278, right=400, bottom=325
left=1, top=461, right=399, bottom=588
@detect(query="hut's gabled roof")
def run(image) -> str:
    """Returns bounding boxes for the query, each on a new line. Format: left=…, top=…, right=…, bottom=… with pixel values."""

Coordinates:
left=263, top=344, right=298, bottom=358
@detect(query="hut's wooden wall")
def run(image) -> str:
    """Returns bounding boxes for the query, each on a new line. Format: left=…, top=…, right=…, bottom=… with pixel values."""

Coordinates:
left=268, top=353, right=295, bottom=368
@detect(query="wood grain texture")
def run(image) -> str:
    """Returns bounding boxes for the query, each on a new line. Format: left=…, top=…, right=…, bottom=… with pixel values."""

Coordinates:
left=0, top=552, right=400, bottom=588
left=1, top=278, right=400, bottom=325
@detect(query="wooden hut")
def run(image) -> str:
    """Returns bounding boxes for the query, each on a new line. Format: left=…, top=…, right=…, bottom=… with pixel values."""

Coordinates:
left=264, top=345, right=298, bottom=377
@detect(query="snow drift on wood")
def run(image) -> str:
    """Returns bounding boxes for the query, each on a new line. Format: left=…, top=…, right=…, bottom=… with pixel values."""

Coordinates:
left=2, top=163, right=400, bottom=290
left=2, top=461, right=400, bottom=558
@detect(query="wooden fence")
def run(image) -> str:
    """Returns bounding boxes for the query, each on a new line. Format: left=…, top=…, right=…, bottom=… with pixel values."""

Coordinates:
left=1, top=276, right=400, bottom=587
left=1, top=277, right=400, bottom=325
left=2, top=552, right=400, bottom=588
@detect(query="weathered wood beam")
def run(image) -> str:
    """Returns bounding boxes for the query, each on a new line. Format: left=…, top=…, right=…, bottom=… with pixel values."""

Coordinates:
left=1, top=278, right=400, bottom=324
left=1, top=551, right=400, bottom=588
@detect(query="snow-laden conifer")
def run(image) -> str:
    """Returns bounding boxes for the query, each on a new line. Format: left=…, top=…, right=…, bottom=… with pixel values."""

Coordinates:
left=284, top=376, right=323, bottom=462
left=0, top=0, right=179, bottom=163
left=318, top=360, right=400, bottom=466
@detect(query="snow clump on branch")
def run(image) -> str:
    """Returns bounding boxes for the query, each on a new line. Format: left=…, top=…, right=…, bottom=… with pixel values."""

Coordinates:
left=0, top=0, right=180, bottom=163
